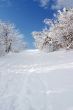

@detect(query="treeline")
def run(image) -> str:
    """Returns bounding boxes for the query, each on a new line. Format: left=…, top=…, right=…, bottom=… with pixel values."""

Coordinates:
left=32, top=8, right=73, bottom=52
left=1, top=8, right=73, bottom=56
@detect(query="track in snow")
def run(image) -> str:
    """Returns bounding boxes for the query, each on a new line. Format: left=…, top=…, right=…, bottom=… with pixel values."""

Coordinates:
left=0, top=50, right=73, bottom=110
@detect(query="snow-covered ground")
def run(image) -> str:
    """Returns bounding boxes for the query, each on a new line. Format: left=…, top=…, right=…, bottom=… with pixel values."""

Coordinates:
left=0, top=49, right=73, bottom=110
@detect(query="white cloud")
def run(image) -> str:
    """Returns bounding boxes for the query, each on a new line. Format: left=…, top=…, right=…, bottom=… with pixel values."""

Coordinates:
left=34, top=0, right=49, bottom=8
left=34, top=0, right=73, bottom=9
left=58, top=0, right=73, bottom=8
left=52, top=0, right=73, bottom=9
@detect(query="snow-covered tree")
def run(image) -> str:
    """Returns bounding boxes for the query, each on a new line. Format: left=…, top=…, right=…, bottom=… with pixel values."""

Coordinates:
left=0, top=20, right=26, bottom=55
left=32, top=30, right=60, bottom=52
left=55, top=8, right=73, bottom=49
left=32, top=8, right=73, bottom=52
left=32, top=31, right=45, bottom=50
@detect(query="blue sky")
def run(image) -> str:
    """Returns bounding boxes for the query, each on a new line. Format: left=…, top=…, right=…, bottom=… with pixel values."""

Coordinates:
left=0, top=0, right=73, bottom=48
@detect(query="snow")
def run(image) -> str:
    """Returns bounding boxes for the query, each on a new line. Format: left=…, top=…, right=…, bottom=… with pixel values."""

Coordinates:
left=0, top=49, right=73, bottom=110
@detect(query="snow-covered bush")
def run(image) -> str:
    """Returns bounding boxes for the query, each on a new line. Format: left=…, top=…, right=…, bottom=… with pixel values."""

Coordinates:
left=32, top=8, right=73, bottom=52
left=0, top=20, right=26, bottom=56
left=32, top=31, right=45, bottom=50
left=32, top=28, right=61, bottom=52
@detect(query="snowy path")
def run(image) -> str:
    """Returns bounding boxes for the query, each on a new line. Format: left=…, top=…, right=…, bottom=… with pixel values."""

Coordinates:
left=0, top=50, right=73, bottom=110
left=0, top=62, right=73, bottom=74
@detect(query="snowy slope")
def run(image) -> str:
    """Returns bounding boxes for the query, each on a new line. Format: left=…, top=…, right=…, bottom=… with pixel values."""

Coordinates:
left=0, top=49, right=73, bottom=110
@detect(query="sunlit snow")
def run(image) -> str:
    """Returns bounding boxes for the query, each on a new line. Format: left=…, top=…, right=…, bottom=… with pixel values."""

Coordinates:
left=0, top=49, right=73, bottom=110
